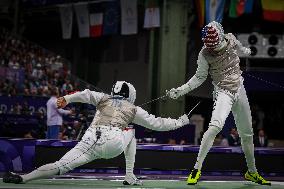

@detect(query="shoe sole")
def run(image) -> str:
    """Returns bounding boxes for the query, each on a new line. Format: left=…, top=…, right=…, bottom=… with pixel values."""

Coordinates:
left=123, top=181, right=142, bottom=186
left=245, top=178, right=271, bottom=186
left=187, top=182, right=198, bottom=185
left=187, top=178, right=199, bottom=185
left=122, top=181, right=130, bottom=185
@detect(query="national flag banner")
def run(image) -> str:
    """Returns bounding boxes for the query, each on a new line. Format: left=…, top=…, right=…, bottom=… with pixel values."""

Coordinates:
left=59, top=4, right=73, bottom=39
left=244, top=0, right=254, bottom=14
left=120, top=0, right=138, bottom=35
left=195, top=0, right=205, bottom=28
left=103, top=1, right=120, bottom=35
left=229, top=0, right=254, bottom=18
left=205, top=0, right=226, bottom=24
left=261, top=0, right=284, bottom=23
left=144, top=7, right=160, bottom=28
left=74, top=3, right=90, bottom=38
left=89, top=3, right=104, bottom=37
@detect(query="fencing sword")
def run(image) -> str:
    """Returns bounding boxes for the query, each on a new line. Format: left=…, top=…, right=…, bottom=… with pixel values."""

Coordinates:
left=138, top=94, right=168, bottom=107
left=187, top=101, right=202, bottom=116
left=138, top=93, right=202, bottom=116
left=245, top=73, right=284, bottom=90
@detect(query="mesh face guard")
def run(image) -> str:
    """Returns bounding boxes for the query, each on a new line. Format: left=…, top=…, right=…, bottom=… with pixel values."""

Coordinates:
left=201, top=21, right=224, bottom=49
left=111, top=81, right=136, bottom=104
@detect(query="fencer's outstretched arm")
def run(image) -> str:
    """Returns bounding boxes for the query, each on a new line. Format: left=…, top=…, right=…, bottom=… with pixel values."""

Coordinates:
left=63, top=89, right=105, bottom=106
left=228, top=33, right=251, bottom=55
left=132, top=106, right=189, bottom=131
left=168, top=53, right=209, bottom=99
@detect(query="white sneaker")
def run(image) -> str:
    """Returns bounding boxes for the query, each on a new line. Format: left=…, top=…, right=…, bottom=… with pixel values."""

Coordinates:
left=123, top=174, right=143, bottom=186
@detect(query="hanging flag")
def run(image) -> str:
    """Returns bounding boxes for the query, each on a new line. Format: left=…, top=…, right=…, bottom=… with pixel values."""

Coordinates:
left=244, top=0, right=254, bottom=14
left=103, top=1, right=120, bottom=35
left=229, top=0, right=254, bottom=18
left=195, top=0, right=205, bottom=28
left=74, top=3, right=90, bottom=38
left=120, top=0, right=137, bottom=35
left=143, top=7, right=160, bottom=29
left=205, top=0, right=226, bottom=24
left=89, top=3, right=104, bottom=37
left=261, top=0, right=284, bottom=23
left=59, top=4, right=73, bottom=39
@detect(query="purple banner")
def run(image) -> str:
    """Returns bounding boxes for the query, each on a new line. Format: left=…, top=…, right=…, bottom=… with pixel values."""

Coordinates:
left=0, top=138, right=283, bottom=173
left=0, top=96, right=48, bottom=115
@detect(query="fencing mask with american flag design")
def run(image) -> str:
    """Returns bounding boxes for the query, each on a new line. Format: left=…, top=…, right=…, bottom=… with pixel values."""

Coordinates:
left=201, top=21, right=224, bottom=49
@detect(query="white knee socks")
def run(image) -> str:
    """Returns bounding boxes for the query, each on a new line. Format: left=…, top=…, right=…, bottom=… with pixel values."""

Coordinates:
left=124, top=137, right=136, bottom=175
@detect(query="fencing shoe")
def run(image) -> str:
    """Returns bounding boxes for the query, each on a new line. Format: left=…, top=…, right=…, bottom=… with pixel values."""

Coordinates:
left=3, top=172, right=23, bottom=184
left=123, top=174, right=143, bottom=186
left=187, top=169, right=201, bottom=185
left=245, top=171, right=271, bottom=185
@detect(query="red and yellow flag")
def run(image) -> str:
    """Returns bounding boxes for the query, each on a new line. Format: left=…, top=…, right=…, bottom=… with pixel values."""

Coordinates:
left=261, top=0, right=284, bottom=23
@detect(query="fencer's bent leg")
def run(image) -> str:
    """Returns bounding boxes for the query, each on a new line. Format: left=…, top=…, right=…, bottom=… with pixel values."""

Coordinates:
left=232, top=84, right=257, bottom=173
left=194, top=91, right=234, bottom=170
left=122, top=129, right=142, bottom=185
left=123, top=129, right=136, bottom=175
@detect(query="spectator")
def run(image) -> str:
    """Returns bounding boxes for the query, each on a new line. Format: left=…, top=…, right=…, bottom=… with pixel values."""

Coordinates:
left=219, top=134, right=229, bottom=147
left=46, top=87, right=73, bottom=139
left=61, top=79, right=73, bottom=95
left=254, top=129, right=268, bottom=147
left=168, top=138, right=177, bottom=145
left=14, top=102, right=22, bottom=115
left=214, top=134, right=229, bottom=146
left=58, top=131, right=68, bottom=140
left=24, top=131, right=33, bottom=139
left=228, top=128, right=240, bottom=146
left=180, top=139, right=187, bottom=145
left=22, top=101, right=30, bottom=115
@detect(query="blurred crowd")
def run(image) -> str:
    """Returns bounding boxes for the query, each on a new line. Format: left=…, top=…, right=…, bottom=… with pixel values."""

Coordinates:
left=0, top=28, right=77, bottom=97
left=206, top=127, right=269, bottom=148
left=0, top=28, right=94, bottom=140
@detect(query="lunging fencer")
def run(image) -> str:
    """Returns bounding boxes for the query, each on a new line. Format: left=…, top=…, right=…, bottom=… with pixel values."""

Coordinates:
left=167, top=21, right=270, bottom=185
left=3, top=81, right=190, bottom=185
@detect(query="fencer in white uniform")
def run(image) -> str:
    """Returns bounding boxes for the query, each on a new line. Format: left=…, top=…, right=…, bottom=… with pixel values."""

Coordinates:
left=3, top=81, right=189, bottom=185
left=167, top=21, right=270, bottom=185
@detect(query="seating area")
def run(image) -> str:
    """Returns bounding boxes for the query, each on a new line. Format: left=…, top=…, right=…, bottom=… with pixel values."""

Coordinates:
left=0, top=28, right=76, bottom=97
left=0, top=28, right=95, bottom=140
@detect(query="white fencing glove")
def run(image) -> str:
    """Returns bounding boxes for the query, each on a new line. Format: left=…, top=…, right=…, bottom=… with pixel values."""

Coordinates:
left=179, top=114, right=190, bottom=125
left=166, top=83, right=191, bottom=99
left=166, top=88, right=180, bottom=99
left=241, top=47, right=251, bottom=55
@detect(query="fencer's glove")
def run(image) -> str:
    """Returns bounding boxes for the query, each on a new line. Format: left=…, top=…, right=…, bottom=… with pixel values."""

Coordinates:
left=166, top=88, right=180, bottom=99
left=179, top=114, right=190, bottom=125
left=166, top=83, right=191, bottom=99
left=57, top=97, right=67, bottom=108
left=241, top=47, right=251, bottom=55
